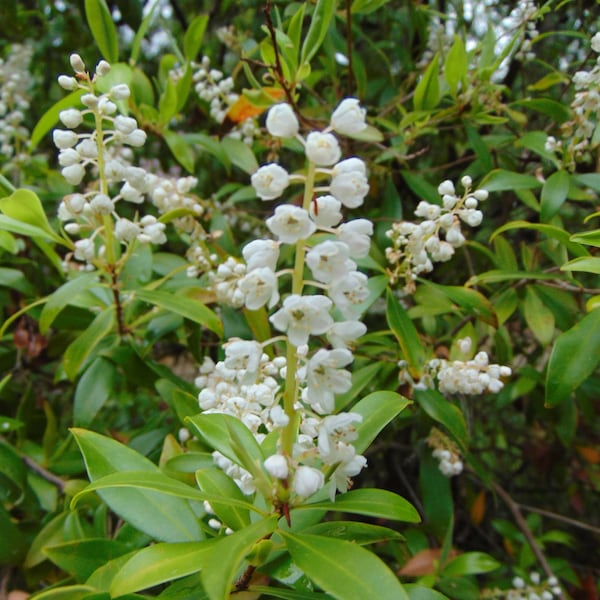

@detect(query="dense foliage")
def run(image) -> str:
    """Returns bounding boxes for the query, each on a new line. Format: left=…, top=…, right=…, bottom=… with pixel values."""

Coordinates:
left=1, top=1, right=599, bottom=598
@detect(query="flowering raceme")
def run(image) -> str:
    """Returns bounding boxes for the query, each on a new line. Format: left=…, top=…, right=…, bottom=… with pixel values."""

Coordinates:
left=198, top=98, right=375, bottom=502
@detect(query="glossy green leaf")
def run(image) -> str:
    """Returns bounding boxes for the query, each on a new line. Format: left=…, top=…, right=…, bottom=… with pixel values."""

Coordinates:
left=298, top=488, right=420, bottom=523
left=0, top=214, right=62, bottom=244
left=158, top=77, right=178, bottom=125
left=28, top=585, right=97, bottom=600
left=63, top=307, right=115, bottom=380
left=480, top=169, right=542, bottom=192
left=414, top=53, right=440, bottom=111
left=545, top=307, right=600, bottom=407
left=445, top=36, right=467, bottom=97
left=0, top=189, right=62, bottom=242
left=512, top=98, right=571, bottom=123
left=110, top=540, right=217, bottom=596
left=221, top=136, right=259, bottom=175
left=184, top=14, right=209, bottom=61
left=300, top=0, right=336, bottom=64
left=540, top=170, right=570, bottom=221
left=199, top=516, right=278, bottom=600
left=135, top=289, right=222, bottom=336
left=84, top=0, right=119, bottom=63
left=281, top=531, right=409, bottom=600
left=248, top=587, right=330, bottom=600
left=164, top=130, right=195, bottom=172
left=44, top=539, right=131, bottom=582
left=401, top=170, right=440, bottom=205
left=130, top=0, right=161, bottom=65
left=0, top=267, right=34, bottom=294
left=570, top=229, right=600, bottom=247
left=303, top=521, right=404, bottom=545
left=351, top=390, right=411, bottom=454
left=24, top=511, right=70, bottom=568
left=195, top=468, right=251, bottom=531
left=387, top=289, right=425, bottom=377
left=71, top=429, right=204, bottom=542
left=30, top=89, right=85, bottom=149
left=74, top=357, right=117, bottom=426
left=441, top=551, right=500, bottom=576
left=335, top=362, right=383, bottom=411
left=405, top=586, right=449, bottom=600
left=413, top=389, right=469, bottom=452
left=561, top=256, right=600, bottom=274
left=522, top=286, right=554, bottom=345
left=420, top=451, right=452, bottom=540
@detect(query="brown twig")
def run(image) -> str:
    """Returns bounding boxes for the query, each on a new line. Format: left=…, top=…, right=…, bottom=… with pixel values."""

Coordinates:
left=518, top=503, right=600, bottom=537
left=22, top=455, right=65, bottom=492
left=492, top=482, right=565, bottom=599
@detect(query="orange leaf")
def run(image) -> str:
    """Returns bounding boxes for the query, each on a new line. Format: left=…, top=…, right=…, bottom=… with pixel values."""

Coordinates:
left=577, top=446, right=600, bottom=464
left=226, top=87, right=285, bottom=123
left=398, top=548, right=458, bottom=576
left=470, top=490, right=486, bottom=526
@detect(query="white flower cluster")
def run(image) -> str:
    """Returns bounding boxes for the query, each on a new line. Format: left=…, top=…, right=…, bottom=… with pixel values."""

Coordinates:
left=484, top=573, right=562, bottom=600
left=190, top=55, right=258, bottom=145
left=512, top=0, right=539, bottom=62
left=546, top=32, right=600, bottom=168
left=427, top=427, right=463, bottom=477
left=385, top=176, right=488, bottom=295
left=399, top=338, right=511, bottom=396
left=0, top=43, right=33, bottom=161
left=197, top=99, right=372, bottom=501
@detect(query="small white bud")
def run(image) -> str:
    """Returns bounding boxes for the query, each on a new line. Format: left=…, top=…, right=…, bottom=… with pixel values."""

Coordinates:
left=95, top=60, right=111, bottom=76
left=69, top=53, right=86, bottom=73
left=58, top=75, right=78, bottom=90
left=59, top=108, right=83, bottom=129
left=264, top=454, right=289, bottom=479
left=110, top=83, right=131, bottom=100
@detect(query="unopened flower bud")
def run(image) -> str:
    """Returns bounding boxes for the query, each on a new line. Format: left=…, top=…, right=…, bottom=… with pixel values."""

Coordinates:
left=70, top=53, right=86, bottom=73
left=53, top=129, right=79, bottom=149
left=264, top=454, right=289, bottom=479
left=330, top=98, right=367, bottom=135
left=95, top=60, right=111, bottom=76
left=293, top=466, right=324, bottom=497
left=59, top=108, right=83, bottom=129
left=58, top=75, right=78, bottom=90
left=265, top=103, right=299, bottom=138
left=110, top=84, right=131, bottom=100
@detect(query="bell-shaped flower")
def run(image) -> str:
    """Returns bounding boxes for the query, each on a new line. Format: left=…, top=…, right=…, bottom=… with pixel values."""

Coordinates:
left=293, top=465, right=324, bottom=497
left=265, top=103, right=299, bottom=138
left=336, top=219, right=373, bottom=258
left=251, top=163, right=290, bottom=200
left=223, top=339, right=263, bottom=379
left=269, top=294, right=333, bottom=346
left=317, top=412, right=362, bottom=462
left=306, top=240, right=355, bottom=283
left=330, top=454, right=367, bottom=498
left=327, top=320, right=367, bottom=349
left=330, top=98, right=367, bottom=135
left=305, top=131, right=341, bottom=166
left=242, top=239, right=280, bottom=272
left=239, top=266, right=279, bottom=310
left=266, top=205, right=316, bottom=244
left=309, top=195, right=343, bottom=227
left=305, top=348, right=353, bottom=413
left=329, top=271, right=369, bottom=318
left=264, top=454, right=289, bottom=479
left=329, top=165, right=369, bottom=209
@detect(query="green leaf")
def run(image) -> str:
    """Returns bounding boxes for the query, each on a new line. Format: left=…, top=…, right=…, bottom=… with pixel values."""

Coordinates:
left=44, top=539, right=131, bottom=582
left=401, top=170, right=441, bottom=205
left=387, top=289, right=425, bottom=377
left=0, top=189, right=63, bottom=243
left=164, top=130, right=195, bottom=172
left=159, top=78, right=179, bottom=125
left=522, top=286, right=554, bottom=345
left=441, top=552, right=500, bottom=576
left=281, top=531, right=410, bottom=600
left=30, top=89, right=85, bottom=149
left=351, top=0, right=392, bottom=15
left=221, top=137, right=259, bottom=175
left=561, top=256, right=600, bottom=274
left=63, top=307, right=115, bottom=380
left=445, top=36, right=467, bottom=97
left=184, top=14, right=209, bottom=61
left=24, top=511, right=70, bottom=568
left=419, top=451, right=452, bottom=540
left=540, top=170, right=570, bottom=221
left=298, top=488, right=420, bottom=523
left=0, top=215, right=62, bottom=244
left=71, top=429, right=204, bottom=542
left=110, top=540, right=217, bottom=596
left=131, top=0, right=161, bottom=65
left=248, top=587, right=330, bottom=600
left=414, top=53, right=440, bottom=111
left=512, top=98, right=571, bottom=123
left=413, top=389, right=469, bottom=452
left=545, top=307, right=600, bottom=407
left=195, top=468, right=251, bottom=531
left=84, top=0, right=119, bottom=63
left=405, top=585, right=450, bottom=600
left=74, top=357, right=117, bottom=426
left=0, top=267, right=34, bottom=294
left=570, top=229, right=600, bottom=248
left=199, top=516, right=278, bottom=600
left=303, top=521, right=404, bottom=545
left=480, top=169, right=542, bottom=192
left=351, top=390, right=411, bottom=454
left=300, top=0, right=337, bottom=65
left=335, top=362, right=383, bottom=410
left=186, top=413, right=265, bottom=480
left=135, top=289, right=222, bottom=336
left=26, top=585, right=97, bottom=600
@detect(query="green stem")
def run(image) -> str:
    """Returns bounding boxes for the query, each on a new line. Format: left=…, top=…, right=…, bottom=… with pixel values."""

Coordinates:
left=280, top=161, right=316, bottom=459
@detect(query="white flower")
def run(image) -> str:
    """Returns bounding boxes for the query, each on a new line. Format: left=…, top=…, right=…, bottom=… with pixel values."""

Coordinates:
left=264, top=454, right=289, bottom=479
left=329, top=165, right=369, bottom=209
left=592, top=32, right=600, bottom=53
left=306, top=240, right=355, bottom=283
left=305, top=131, right=341, bottom=166
left=309, top=195, right=343, bottom=227
left=89, top=193, right=113, bottom=215
left=242, top=239, right=280, bottom=272
left=223, top=339, right=263, bottom=381
left=330, top=98, right=367, bottom=135
left=317, top=413, right=362, bottom=460
left=58, top=75, right=78, bottom=90
left=265, top=103, right=299, bottom=138
left=293, top=466, right=324, bottom=497
left=251, top=163, right=290, bottom=200
left=61, top=163, right=85, bottom=185
left=336, top=219, right=373, bottom=258
left=239, top=267, right=279, bottom=310
left=329, top=271, right=369, bottom=318
left=58, top=148, right=80, bottom=167
left=74, top=238, right=95, bottom=262
left=327, top=321, right=367, bottom=349
left=96, top=60, right=111, bottom=77
left=53, top=129, right=79, bottom=149
left=59, top=108, right=83, bottom=129
left=115, top=218, right=140, bottom=242
left=114, top=115, right=138, bottom=135
left=437, top=180, right=455, bottom=196
left=269, top=294, right=333, bottom=346
left=69, top=53, right=86, bottom=73
left=266, top=205, right=316, bottom=244
left=331, top=454, right=367, bottom=498
left=305, top=348, right=353, bottom=413
left=125, top=129, right=147, bottom=147
left=110, top=84, right=131, bottom=100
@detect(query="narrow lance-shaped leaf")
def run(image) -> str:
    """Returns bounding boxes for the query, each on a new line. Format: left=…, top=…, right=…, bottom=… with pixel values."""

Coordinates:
left=84, top=0, right=119, bottom=63
left=413, top=53, right=440, bottom=111
left=300, top=0, right=337, bottom=65
left=540, top=170, right=571, bottom=222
